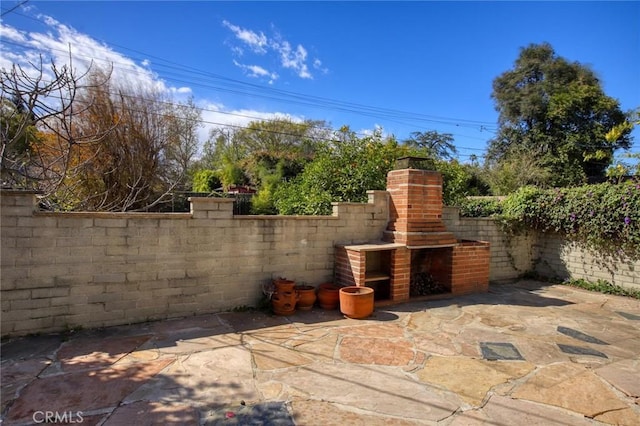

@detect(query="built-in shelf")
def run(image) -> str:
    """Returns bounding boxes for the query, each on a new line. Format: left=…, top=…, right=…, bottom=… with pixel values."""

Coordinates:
left=336, top=241, right=396, bottom=302
left=342, top=242, right=405, bottom=252
left=364, top=271, right=390, bottom=282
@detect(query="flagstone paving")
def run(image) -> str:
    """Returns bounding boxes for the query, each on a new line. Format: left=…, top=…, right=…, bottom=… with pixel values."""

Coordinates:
left=1, top=280, right=639, bottom=425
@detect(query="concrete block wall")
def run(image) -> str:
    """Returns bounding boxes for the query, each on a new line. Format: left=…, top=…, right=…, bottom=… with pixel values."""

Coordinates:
left=534, top=233, right=640, bottom=290
left=1, top=190, right=388, bottom=337
left=4, top=187, right=637, bottom=337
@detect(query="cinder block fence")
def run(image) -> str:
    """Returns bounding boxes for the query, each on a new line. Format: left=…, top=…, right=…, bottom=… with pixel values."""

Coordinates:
left=2, top=190, right=638, bottom=337
left=1, top=190, right=389, bottom=336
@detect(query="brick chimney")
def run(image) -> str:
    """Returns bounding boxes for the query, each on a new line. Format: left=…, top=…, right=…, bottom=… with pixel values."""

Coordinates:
left=383, top=165, right=457, bottom=247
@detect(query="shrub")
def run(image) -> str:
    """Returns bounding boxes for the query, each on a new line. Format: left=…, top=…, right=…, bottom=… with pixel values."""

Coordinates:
left=192, top=169, right=220, bottom=193
left=563, top=278, right=640, bottom=299
left=501, top=180, right=640, bottom=259
left=458, top=198, right=503, bottom=217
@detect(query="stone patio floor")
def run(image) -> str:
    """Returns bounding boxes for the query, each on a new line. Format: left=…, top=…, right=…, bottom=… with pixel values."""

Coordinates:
left=1, top=280, right=640, bottom=425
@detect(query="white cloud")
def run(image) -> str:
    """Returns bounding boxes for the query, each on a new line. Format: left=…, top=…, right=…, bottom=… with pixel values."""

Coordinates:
left=197, top=101, right=305, bottom=145
left=222, top=20, right=323, bottom=81
left=313, top=58, right=329, bottom=75
left=173, top=87, right=193, bottom=94
left=232, top=60, right=279, bottom=83
left=272, top=40, right=311, bottom=79
left=222, top=20, right=268, bottom=54
left=0, top=16, right=175, bottom=97
left=0, top=24, right=27, bottom=43
left=1, top=11, right=308, bottom=153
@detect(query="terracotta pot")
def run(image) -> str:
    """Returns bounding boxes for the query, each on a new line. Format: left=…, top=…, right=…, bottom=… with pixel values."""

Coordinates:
left=271, top=291, right=296, bottom=316
left=273, top=278, right=296, bottom=294
left=339, top=286, right=374, bottom=319
left=295, top=285, right=317, bottom=311
left=317, top=283, right=340, bottom=310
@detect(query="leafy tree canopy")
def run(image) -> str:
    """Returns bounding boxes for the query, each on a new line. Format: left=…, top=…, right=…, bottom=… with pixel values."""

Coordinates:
left=272, top=127, right=482, bottom=214
left=403, top=130, right=457, bottom=160
left=274, top=127, right=408, bottom=215
left=488, top=42, right=633, bottom=187
left=199, top=118, right=329, bottom=189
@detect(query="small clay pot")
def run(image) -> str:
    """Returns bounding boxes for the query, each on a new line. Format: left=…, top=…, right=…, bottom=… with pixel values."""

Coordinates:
left=273, top=278, right=296, bottom=294
left=317, top=283, right=340, bottom=310
left=295, top=285, right=317, bottom=311
left=271, top=291, right=296, bottom=316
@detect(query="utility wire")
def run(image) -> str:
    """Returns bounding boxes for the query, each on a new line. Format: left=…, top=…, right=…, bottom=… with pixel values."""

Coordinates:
left=4, top=10, right=637, bottom=163
left=0, top=25, right=499, bottom=132
left=0, top=0, right=29, bottom=18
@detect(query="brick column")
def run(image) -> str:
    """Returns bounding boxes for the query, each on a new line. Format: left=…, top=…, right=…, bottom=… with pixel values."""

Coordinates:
left=390, top=246, right=410, bottom=302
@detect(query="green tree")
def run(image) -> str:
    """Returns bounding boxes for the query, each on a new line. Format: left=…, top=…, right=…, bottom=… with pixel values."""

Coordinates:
left=606, top=108, right=640, bottom=179
left=0, top=96, right=39, bottom=186
left=489, top=43, right=632, bottom=187
left=403, top=130, right=458, bottom=160
left=198, top=118, right=328, bottom=193
left=192, top=169, right=221, bottom=193
left=435, top=159, right=475, bottom=206
left=485, top=149, right=552, bottom=195
left=235, top=118, right=328, bottom=186
left=164, top=96, right=202, bottom=191
left=274, top=127, right=410, bottom=215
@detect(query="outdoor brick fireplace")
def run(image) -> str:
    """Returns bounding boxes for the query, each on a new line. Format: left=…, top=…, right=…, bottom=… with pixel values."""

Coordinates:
left=335, top=159, right=490, bottom=303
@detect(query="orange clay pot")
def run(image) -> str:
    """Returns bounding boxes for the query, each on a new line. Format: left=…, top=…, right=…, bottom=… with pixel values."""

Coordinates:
left=273, top=278, right=296, bottom=294
left=271, top=291, right=296, bottom=316
left=317, top=283, right=340, bottom=310
left=339, top=286, right=374, bottom=319
left=295, top=285, right=317, bottom=311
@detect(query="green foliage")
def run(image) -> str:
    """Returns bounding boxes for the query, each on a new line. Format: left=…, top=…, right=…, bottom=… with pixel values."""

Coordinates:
left=271, top=127, right=488, bottom=214
left=273, top=128, right=409, bottom=215
left=219, top=156, right=246, bottom=190
left=205, top=118, right=326, bottom=189
left=485, top=150, right=552, bottom=195
left=0, top=97, right=39, bottom=187
left=606, top=108, right=640, bottom=178
left=273, top=177, right=333, bottom=215
left=489, top=43, right=632, bottom=187
left=500, top=181, right=640, bottom=259
left=562, top=278, right=640, bottom=299
left=250, top=163, right=282, bottom=215
left=458, top=198, right=503, bottom=217
left=403, top=130, right=457, bottom=160
left=435, top=159, right=474, bottom=206
left=192, top=169, right=220, bottom=193
left=500, top=186, right=546, bottom=221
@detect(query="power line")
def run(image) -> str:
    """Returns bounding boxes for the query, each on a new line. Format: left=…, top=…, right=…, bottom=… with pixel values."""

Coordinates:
left=1, top=36, right=498, bottom=151
left=5, top=10, right=636, bottom=163
left=0, top=0, right=29, bottom=18
left=0, top=17, right=499, bottom=134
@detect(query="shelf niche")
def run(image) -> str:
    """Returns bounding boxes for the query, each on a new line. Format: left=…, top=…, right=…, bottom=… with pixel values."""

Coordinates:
left=364, top=249, right=391, bottom=301
left=334, top=242, right=403, bottom=303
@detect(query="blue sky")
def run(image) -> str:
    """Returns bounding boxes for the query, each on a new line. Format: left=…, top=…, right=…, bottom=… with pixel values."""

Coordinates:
left=1, top=1, right=639, bottom=164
